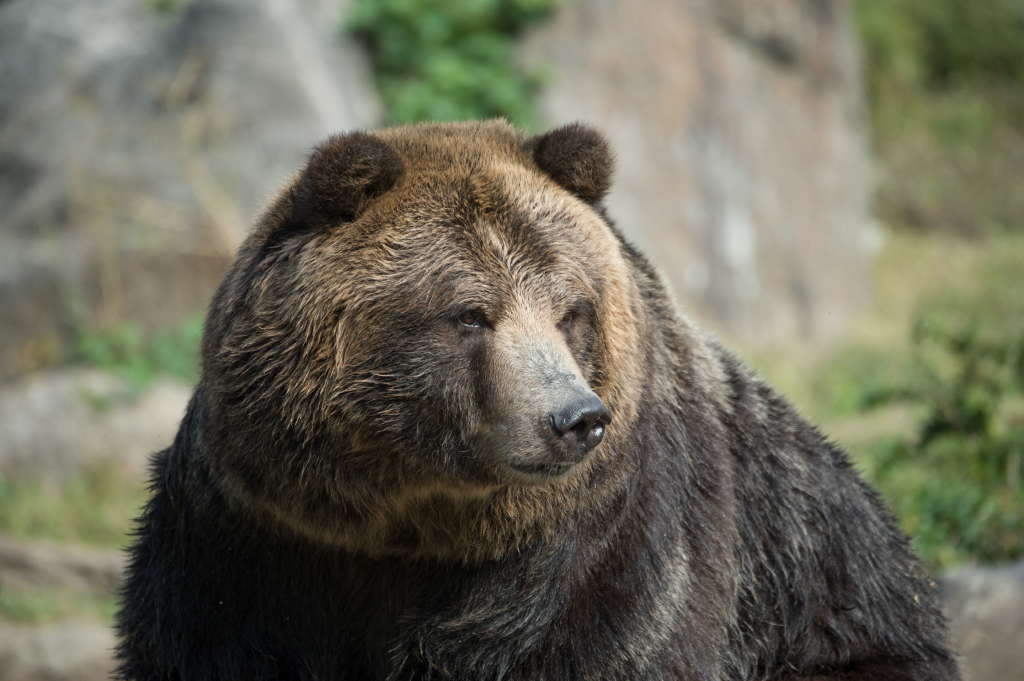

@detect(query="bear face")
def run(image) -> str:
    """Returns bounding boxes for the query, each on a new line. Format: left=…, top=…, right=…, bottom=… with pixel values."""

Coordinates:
left=198, top=121, right=648, bottom=559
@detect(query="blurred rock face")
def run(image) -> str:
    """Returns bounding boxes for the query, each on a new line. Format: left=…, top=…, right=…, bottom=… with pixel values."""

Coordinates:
left=940, top=562, right=1024, bottom=681
left=0, top=369, right=191, bottom=482
left=523, top=0, right=874, bottom=344
left=0, top=0, right=870, bottom=378
left=0, top=0, right=380, bottom=381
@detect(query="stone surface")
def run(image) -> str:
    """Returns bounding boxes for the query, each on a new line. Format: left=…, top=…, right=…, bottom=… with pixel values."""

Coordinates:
left=522, top=0, right=876, bottom=344
left=0, top=622, right=115, bottom=681
left=0, top=368, right=191, bottom=482
left=940, top=560, right=1024, bottom=681
left=0, top=0, right=381, bottom=381
left=0, top=536, right=123, bottom=681
left=0, top=535, right=125, bottom=594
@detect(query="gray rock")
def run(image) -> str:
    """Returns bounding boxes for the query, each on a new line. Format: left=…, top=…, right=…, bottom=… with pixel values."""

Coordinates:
left=0, top=622, right=115, bottom=681
left=0, top=368, right=191, bottom=482
left=521, top=0, right=875, bottom=344
left=0, top=0, right=381, bottom=381
left=0, top=535, right=125, bottom=593
left=940, top=560, right=1024, bottom=681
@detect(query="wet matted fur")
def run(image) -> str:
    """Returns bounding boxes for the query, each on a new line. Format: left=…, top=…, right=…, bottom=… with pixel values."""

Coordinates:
left=115, top=120, right=961, bottom=681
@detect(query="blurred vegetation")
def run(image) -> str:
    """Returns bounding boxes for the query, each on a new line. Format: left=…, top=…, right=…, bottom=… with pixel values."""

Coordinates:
left=854, top=0, right=1024, bottom=235
left=146, top=0, right=188, bottom=15
left=0, top=584, right=117, bottom=624
left=806, top=0, right=1024, bottom=569
left=0, top=459, right=143, bottom=618
left=0, top=459, right=147, bottom=548
left=72, top=313, right=203, bottom=392
left=0, top=313, right=195, bottom=619
left=754, top=232, right=1024, bottom=571
left=0, top=313, right=192, bottom=619
left=347, top=0, right=561, bottom=127
left=863, top=318, right=1024, bottom=567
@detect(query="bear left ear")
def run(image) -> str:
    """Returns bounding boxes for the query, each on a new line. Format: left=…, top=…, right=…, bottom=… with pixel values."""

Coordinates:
left=295, top=132, right=404, bottom=225
left=527, top=123, right=615, bottom=205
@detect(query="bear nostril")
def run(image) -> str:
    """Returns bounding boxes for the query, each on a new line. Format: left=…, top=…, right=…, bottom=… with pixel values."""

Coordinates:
left=549, top=396, right=612, bottom=454
left=568, top=418, right=607, bottom=451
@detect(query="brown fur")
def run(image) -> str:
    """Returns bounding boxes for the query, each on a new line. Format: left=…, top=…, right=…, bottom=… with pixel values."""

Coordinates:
left=116, top=120, right=961, bottom=681
left=201, top=121, right=647, bottom=561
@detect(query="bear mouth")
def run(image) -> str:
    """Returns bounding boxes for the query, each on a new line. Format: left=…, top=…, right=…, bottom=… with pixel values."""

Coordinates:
left=507, top=459, right=579, bottom=479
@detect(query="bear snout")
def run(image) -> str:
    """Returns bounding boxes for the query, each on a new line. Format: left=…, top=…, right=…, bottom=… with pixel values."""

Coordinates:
left=548, top=393, right=611, bottom=457
left=490, top=333, right=612, bottom=480
left=498, top=388, right=611, bottom=481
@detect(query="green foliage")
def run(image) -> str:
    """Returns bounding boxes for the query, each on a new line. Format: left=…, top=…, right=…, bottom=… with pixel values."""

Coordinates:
left=0, top=460, right=148, bottom=548
left=857, top=0, right=1024, bottom=93
left=347, top=0, right=561, bottom=127
left=865, top=319, right=1024, bottom=568
left=0, top=585, right=117, bottom=624
left=853, top=0, right=1024, bottom=235
left=809, top=347, right=910, bottom=419
left=74, top=314, right=203, bottom=390
left=145, top=0, right=189, bottom=16
left=848, top=242, right=1024, bottom=569
left=751, top=234, right=1024, bottom=571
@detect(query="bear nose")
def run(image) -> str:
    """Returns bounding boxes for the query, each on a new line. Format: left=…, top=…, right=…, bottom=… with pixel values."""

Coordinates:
left=549, top=395, right=612, bottom=455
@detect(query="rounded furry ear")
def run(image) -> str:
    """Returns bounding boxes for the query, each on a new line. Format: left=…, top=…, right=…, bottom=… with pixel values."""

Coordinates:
left=296, top=132, right=403, bottom=224
left=528, top=123, right=615, bottom=205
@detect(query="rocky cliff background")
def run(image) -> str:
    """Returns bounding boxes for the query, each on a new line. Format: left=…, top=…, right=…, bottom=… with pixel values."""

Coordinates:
left=523, top=0, right=876, bottom=343
left=0, top=0, right=1021, bottom=679
left=1, top=0, right=874, bottom=384
left=0, top=0, right=379, bottom=383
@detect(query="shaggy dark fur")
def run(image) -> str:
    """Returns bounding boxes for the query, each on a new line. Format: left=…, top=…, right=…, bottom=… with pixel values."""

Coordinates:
left=115, top=121, right=961, bottom=681
left=297, top=132, right=404, bottom=224
left=529, top=122, right=614, bottom=204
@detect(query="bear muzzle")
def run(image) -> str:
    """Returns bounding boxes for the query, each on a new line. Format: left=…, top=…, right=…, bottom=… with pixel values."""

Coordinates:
left=506, top=379, right=612, bottom=480
left=485, top=333, right=612, bottom=482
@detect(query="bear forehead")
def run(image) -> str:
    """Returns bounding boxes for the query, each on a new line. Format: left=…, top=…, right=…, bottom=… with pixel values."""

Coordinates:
left=369, top=121, right=611, bottom=244
left=374, top=119, right=531, bottom=169
left=313, top=137, right=621, bottom=301
left=326, top=210, right=605, bottom=320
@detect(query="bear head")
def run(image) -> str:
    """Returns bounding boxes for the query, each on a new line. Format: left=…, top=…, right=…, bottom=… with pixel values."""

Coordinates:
left=197, top=121, right=648, bottom=560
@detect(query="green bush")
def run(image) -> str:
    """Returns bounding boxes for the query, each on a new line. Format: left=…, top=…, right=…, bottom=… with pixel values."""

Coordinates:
left=854, top=0, right=1024, bottom=235
left=347, top=0, right=561, bottom=127
left=865, top=318, right=1024, bottom=568
left=0, top=584, right=116, bottom=624
left=74, top=314, right=203, bottom=390
left=0, top=459, right=147, bottom=548
left=857, top=0, right=1024, bottom=94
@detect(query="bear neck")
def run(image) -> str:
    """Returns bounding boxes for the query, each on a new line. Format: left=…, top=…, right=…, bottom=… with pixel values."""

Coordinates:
left=188, top=386, right=644, bottom=562
left=135, top=373, right=736, bottom=679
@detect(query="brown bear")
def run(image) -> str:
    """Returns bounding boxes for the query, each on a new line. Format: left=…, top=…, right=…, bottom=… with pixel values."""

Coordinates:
left=115, top=120, right=961, bottom=681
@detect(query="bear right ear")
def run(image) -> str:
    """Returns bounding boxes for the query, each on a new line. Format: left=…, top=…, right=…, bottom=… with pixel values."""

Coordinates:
left=527, top=123, right=615, bottom=205
left=294, top=132, right=404, bottom=225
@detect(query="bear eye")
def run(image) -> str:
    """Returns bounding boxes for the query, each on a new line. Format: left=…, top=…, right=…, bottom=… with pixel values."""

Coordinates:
left=557, top=311, right=574, bottom=329
left=458, top=311, right=484, bottom=328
